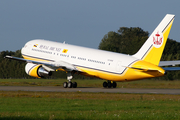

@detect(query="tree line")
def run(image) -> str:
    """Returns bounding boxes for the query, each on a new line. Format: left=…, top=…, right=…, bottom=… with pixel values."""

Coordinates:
left=1, top=27, right=180, bottom=80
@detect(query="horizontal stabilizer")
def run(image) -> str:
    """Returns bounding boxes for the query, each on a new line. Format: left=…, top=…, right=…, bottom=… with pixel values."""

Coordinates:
left=162, top=67, right=180, bottom=71
left=159, top=61, right=180, bottom=66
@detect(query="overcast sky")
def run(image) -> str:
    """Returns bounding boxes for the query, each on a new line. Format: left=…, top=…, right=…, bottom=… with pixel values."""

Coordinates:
left=0, top=0, right=180, bottom=51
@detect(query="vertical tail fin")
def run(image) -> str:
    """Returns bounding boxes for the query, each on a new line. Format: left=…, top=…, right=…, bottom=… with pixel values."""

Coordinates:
left=133, top=14, right=175, bottom=66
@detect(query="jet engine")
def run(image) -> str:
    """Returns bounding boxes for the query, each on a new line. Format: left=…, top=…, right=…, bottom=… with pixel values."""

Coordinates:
left=25, top=63, right=52, bottom=78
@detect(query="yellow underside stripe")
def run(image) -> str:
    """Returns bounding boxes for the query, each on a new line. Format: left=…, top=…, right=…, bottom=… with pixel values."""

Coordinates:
left=22, top=55, right=52, bottom=62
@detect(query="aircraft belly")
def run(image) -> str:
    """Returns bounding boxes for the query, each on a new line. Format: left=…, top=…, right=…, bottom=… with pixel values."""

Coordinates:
left=76, top=59, right=165, bottom=81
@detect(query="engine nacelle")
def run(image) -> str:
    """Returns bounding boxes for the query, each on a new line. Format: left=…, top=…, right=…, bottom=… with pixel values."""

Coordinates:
left=25, top=63, right=52, bottom=78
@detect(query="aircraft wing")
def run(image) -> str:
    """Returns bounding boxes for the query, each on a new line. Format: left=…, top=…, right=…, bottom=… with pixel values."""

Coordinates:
left=5, top=55, right=77, bottom=72
left=159, top=61, right=180, bottom=66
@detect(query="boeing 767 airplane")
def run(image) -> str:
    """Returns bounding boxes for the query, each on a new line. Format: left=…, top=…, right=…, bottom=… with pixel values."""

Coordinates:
left=5, top=14, right=178, bottom=88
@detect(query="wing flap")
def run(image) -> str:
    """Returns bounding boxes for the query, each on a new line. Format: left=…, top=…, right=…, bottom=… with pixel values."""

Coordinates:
left=5, top=55, right=29, bottom=62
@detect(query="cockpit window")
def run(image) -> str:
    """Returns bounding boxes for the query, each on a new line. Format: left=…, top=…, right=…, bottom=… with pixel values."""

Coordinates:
left=24, top=45, right=27, bottom=48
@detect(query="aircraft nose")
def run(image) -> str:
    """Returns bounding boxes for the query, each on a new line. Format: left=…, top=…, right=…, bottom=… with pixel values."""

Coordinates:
left=21, top=44, right=28, bottom=55
left=21, top=46, right=25, bottom=55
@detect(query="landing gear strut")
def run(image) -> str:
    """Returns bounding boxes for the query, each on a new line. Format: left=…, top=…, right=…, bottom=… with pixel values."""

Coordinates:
left=63, top=71, right=77, bottom=88
left=103, top=81, right=117, bottom=88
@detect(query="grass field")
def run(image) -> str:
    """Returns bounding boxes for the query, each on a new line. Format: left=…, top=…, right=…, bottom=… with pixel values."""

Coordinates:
left=1, top=78, right=180, bottom=89
left=0, top=79, right=180, bottom=119
left=0, top=91, right=180, bottom=120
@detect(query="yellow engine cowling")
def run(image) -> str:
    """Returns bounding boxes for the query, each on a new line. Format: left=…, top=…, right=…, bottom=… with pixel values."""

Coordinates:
left=25, top=63, right=52, bottom=78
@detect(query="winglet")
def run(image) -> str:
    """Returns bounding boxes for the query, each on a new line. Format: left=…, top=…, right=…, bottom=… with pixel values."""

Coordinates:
left=133, top=14, right=175, bottom=66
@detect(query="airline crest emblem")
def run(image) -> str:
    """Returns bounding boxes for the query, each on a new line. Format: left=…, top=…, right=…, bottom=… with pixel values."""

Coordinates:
left=33, top=44, right=38, bottom=47
left=62, top=49, right=68, bottom=53
left=153, top=31, right=164, bottom=48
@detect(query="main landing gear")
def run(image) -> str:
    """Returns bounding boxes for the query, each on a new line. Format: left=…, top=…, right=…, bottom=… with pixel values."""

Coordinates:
left=63, top=71, right=77, bottom=88
left=63, top=81, right=77, bottom=88
left=103, top=81, right=117, bottom=88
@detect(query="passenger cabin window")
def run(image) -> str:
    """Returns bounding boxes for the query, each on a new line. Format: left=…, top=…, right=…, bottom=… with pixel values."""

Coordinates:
left=71, top=56, right=76, bottom=59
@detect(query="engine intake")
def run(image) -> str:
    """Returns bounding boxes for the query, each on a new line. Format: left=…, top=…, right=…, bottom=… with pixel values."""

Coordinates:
left=25, top=63, right=52, bottom=78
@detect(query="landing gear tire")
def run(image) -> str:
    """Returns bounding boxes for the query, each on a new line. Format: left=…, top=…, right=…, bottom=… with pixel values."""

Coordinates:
left=72, top=82, right=77, bottom=88
left=68, top=82, right=72, bottom=88
left=103, top=82, right=108, bottom=88
left=112, top=82, right=117, bottom=88
left=108, top=82, right=112, bottom=88
left=103, top=81, right=117, bottom=88
left=63, top=82, right=68, bottom=88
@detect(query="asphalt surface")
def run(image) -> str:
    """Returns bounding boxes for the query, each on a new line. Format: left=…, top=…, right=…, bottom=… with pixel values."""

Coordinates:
left=0, top=86, right=180, bottom=95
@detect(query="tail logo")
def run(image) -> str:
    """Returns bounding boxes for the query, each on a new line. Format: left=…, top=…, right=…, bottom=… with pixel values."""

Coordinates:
left=153, top=31, right=164, bottom=48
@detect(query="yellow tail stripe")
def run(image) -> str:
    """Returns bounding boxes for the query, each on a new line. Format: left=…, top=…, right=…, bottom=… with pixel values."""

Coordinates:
left=143, top=19, right=174, bottom=65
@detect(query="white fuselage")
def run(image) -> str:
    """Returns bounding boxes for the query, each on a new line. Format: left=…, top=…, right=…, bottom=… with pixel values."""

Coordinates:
left=21, top=39, right=165, bottom=81
left=22, top=39, right=137, bottom=74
